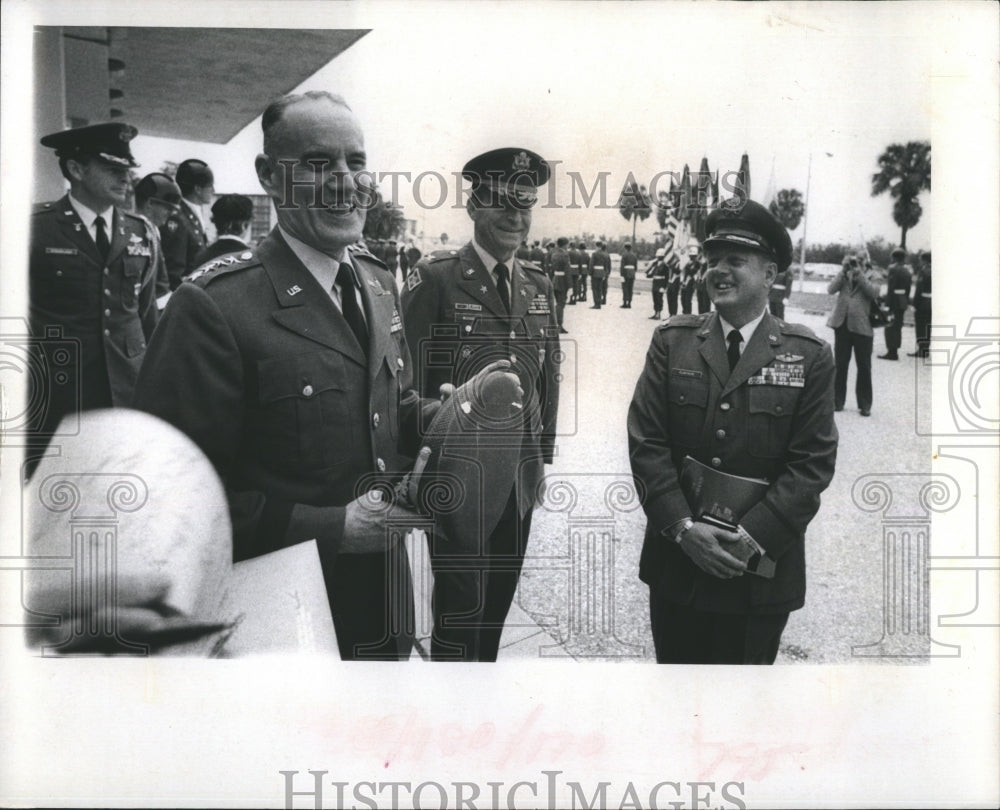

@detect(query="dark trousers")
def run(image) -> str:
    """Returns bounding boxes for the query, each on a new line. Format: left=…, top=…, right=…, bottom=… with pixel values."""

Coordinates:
left=768, top=298, right=785, bottom=320
left=621, top=277, right=634, bottom=306
left=697, top=287, right=711, bottom=314
left=666, top=285, right=679, bottom=316
left=884, top=308, right=904, bottom=354
left=554, top=288, right=567, bottom=327
left=430, top=490, right=531, bottom=661
left=327, top=544, right=415, bottom=660
left=651, top=286, right=664, bottom=314
left=914, top=304, right=931, bottom=355
left=568, top=274, right=578, bottom=301
left=680, top=285, right=694, bottom=314
left=577, top=275, right=588, bottom=301
left=591, top=276, right=605, bottom=307
left=833, top=325, right=873, bottom=411
left=649, top=590, right=789, bottom=664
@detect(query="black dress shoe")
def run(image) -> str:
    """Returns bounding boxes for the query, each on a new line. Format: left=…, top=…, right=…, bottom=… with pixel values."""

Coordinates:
left=878, top=353, right=898, bottom=360
left=620, top=304, right=628, bottom=308
left=590, top=305, right=601, bottom=309
left=860, top=409, right=871, bottom=416
left=559, top=327, right=569, bottom=334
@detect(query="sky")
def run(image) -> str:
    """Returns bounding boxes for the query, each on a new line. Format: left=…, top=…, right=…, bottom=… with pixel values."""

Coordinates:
left=122, top=2, right=935, bottom=251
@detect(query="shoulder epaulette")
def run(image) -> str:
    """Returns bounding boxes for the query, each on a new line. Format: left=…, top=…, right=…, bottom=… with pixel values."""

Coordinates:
left=778, top=320, right=824, bottom=344
left=659, top=313, right=706, bottom=329
left=349, top=243, right=386, bottom=268
left=519, top=260, right=546, bottom=274
left=427, top=249, right=459, bottom=262
left=32, top=201, right=61, bottom=215
left=184, top=249, right=257, bottom=284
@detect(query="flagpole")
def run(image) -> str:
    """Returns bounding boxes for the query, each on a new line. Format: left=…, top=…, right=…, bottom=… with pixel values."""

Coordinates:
left=798, top=152, right=812, bottom=293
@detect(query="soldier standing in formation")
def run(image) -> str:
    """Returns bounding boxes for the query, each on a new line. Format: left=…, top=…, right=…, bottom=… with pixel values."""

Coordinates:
left=549, top=236, right=572, bottom=333
left=620, top=242, right=638, bottom=308
left=908, top=250, right=932, bottom=358
left=401, top=147, right=560, bottom=661
left=628, top=199, right=838, bottom=664
left=28, top=123, right=161, bottom=474
left=575, top=241, right=590, bottom=303
left=647, top=247, right=668, bottom=320
left=589, top=240, right=611, bottom=308
left=879, top=247, right=912, bottom=361
left=680, top=246, right=699, bottom=314
left=666, top=252, right=681, bottom=317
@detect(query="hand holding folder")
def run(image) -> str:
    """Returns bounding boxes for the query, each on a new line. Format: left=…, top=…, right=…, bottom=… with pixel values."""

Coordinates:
left=679, top=456, right=776, bottom=578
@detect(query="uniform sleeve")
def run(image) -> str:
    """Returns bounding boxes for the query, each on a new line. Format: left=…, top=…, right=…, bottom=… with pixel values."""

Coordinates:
left=159, top=220, right=188, bottom=291
left=400, top=265, right=445, bottom=401
left=133, top=283, right=346, bottom=563
left=739, top=341, right=838, bottom=559
left=540, top=279, right=560, bottom=464
left=137, top=224, right=160, bottom=340
left=627, top=328, right=693, bottom=534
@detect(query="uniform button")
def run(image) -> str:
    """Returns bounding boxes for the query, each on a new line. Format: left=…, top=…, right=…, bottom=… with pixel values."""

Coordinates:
left=510, top=354, right=517, bottom=364
left=509, top=330, right=517, bottom=339
left=302, top=384, right=314, bottom=397
left=103, top=268, right=109, bottom=276
left=720, top=402, right=731, bottom=411
left=396, top=358, right=404, bottom=369
left=103, top=329, right=110, bottom=337
left=56, top=270, right=63, bottom=277
left=678, top=394, right=686, bottom=403
left=372, top=412, right=380, bottom=428
left=711, top=457, right=722, bottom=468
left=715, top=429, right=726, bottom=440
left=464, top=325, right=472, bottom=333
left=775, top=405, right=783, bottom=414
left=376, top=457, right=386, bottom=472
left=104, top=288, right=111, bottom=296
left=103, top=308, right=111, bottom=317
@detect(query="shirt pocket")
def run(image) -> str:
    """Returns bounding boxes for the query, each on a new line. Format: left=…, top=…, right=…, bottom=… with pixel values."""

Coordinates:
left=747, top=386, right=800, bottom=458
left=667, top=379, right=708, bottom=446
left=255, top=351, right=351, bottom=471
left=121, top=255, right=145, bottom=309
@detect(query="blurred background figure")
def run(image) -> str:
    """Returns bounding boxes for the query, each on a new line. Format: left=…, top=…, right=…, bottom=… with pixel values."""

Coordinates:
left=827, top=253, right=879, bottom=416
left=768, top=260, right=793, bottom=319
left=908, top=250, right=932, bottom=358
left=647, top=247, right=667, bottom=319
left=619, top=242, right=637, bottom=308
left=193, top=193, right=254, bottom=267
left=160, top=158, right=214, bottom=289
left=133, top=172, right=181, bottom=308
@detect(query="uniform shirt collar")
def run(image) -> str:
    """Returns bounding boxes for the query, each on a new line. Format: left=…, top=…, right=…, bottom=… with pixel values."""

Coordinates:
left=182, top=197, right=205, bottom=227
left=472, top=235, right=517, bottom=287
left=718, top=308, right=768, bottom=350
left=278, top=224, right=351, bottom=291
left=67, top=193, right=113, bottom=231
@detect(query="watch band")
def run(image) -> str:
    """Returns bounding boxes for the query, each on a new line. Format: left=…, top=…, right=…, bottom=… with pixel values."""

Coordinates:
left=674, top=518, right=695, bottom=544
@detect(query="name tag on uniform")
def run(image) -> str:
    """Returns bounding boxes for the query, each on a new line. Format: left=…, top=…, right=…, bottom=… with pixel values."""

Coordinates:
left=127, top=244, right=151, bottom=257
left=45, top=247, right=78, bottom=255
left=527, top=294, right=550, bottom=315
left=670, top=368, right=703, bottom=379
left=748, top=362, right=805, bottom=387
left=390, top=308, right=403, bottom=333
left=454, top=302, right=482, bottom=312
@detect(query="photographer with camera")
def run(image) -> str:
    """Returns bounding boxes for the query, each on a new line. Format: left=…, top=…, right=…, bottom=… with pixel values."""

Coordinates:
left=826, top=252, right=879, bottom=416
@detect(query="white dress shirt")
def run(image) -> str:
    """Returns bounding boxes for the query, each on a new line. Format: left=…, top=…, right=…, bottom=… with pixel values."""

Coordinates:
left=279, top=226, right=366, bottom=324
left=718, top=308, right=768, bottom=358
left=68, top=193, right=114, bottom=248
left=472, top=236, right=517, bottom=300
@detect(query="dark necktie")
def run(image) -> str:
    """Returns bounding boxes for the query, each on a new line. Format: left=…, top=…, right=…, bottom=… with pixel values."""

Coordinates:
left=727, top=328, right=742, bottom=372
left=495, top=263, right=511, bottom=314
left=336, top=263, right=368, bottom=353
left=94, top=215, right=110, bottom=262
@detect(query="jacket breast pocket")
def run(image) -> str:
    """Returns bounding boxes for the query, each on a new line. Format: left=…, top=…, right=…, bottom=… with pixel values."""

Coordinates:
left=667, top=379, right=708, bottom=446
left=256, top=351, right=351, bottom=471
left=747, top=386, right=800, bottom=458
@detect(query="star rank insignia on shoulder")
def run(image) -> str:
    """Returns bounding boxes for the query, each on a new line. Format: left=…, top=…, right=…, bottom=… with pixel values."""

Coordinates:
left=184, top=250, right=256, bottom=284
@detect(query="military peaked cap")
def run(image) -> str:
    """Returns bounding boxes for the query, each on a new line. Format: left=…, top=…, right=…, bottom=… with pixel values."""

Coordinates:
left=40, top=122, right=139, bottom=168
left=704, top=197, right=794, bottom=272
left=463, top=147, right=550, bottom=207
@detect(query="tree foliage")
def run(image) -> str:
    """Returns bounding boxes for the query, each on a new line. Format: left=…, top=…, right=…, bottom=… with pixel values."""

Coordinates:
left=871, top=141, right=931, bottom=248
left=769, top=188, right=805, bottom=232
left=362, top=186, right=406, bottom=241
left=618, top=177, right=652, bottom=243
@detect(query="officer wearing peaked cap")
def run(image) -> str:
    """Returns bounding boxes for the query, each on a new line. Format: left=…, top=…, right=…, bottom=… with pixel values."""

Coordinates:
left=628, top=197, right=838, bottom=664
left=401, top=146, right=560, bottom=661
left=28, top=122, right=159, bottom=475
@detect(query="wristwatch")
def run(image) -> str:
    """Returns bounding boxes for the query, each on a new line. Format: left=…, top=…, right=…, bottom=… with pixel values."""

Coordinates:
left=674, top=518, right=695, bottom=544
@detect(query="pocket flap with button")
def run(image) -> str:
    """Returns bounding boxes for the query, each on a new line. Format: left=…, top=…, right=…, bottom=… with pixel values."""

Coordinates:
left=668, top=380, right=709, bottom=408
left=748, top=386, right=799, bottom=417
left=258, top=351, right=347, bottom=404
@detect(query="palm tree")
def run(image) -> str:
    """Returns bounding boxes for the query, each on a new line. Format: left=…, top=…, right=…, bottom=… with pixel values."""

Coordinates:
left=769, top=188, right=805, bottom=232
left=618, top=178, right=652, bottom=244
left=361, top=185, right=406, bottom=241
left=871, top=141, right=931, bottom=248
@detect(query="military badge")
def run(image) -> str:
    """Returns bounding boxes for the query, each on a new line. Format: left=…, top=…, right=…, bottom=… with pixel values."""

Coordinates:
left=775, top=353, right=804, bottom=363
left=406, top=269, right=422, bottom=290
left=454, top=302, right=482, bottom=312
left=513, top=151, right=531, bottom=171
left=390, top=308, right=403, bottom=333
left=286, top=285, right=302, bottom=296
left=527, top=294, right=551, bottom=315
left=166, top=220, right=179, bottom=233
left=45, top=247, right=78, bottom=255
